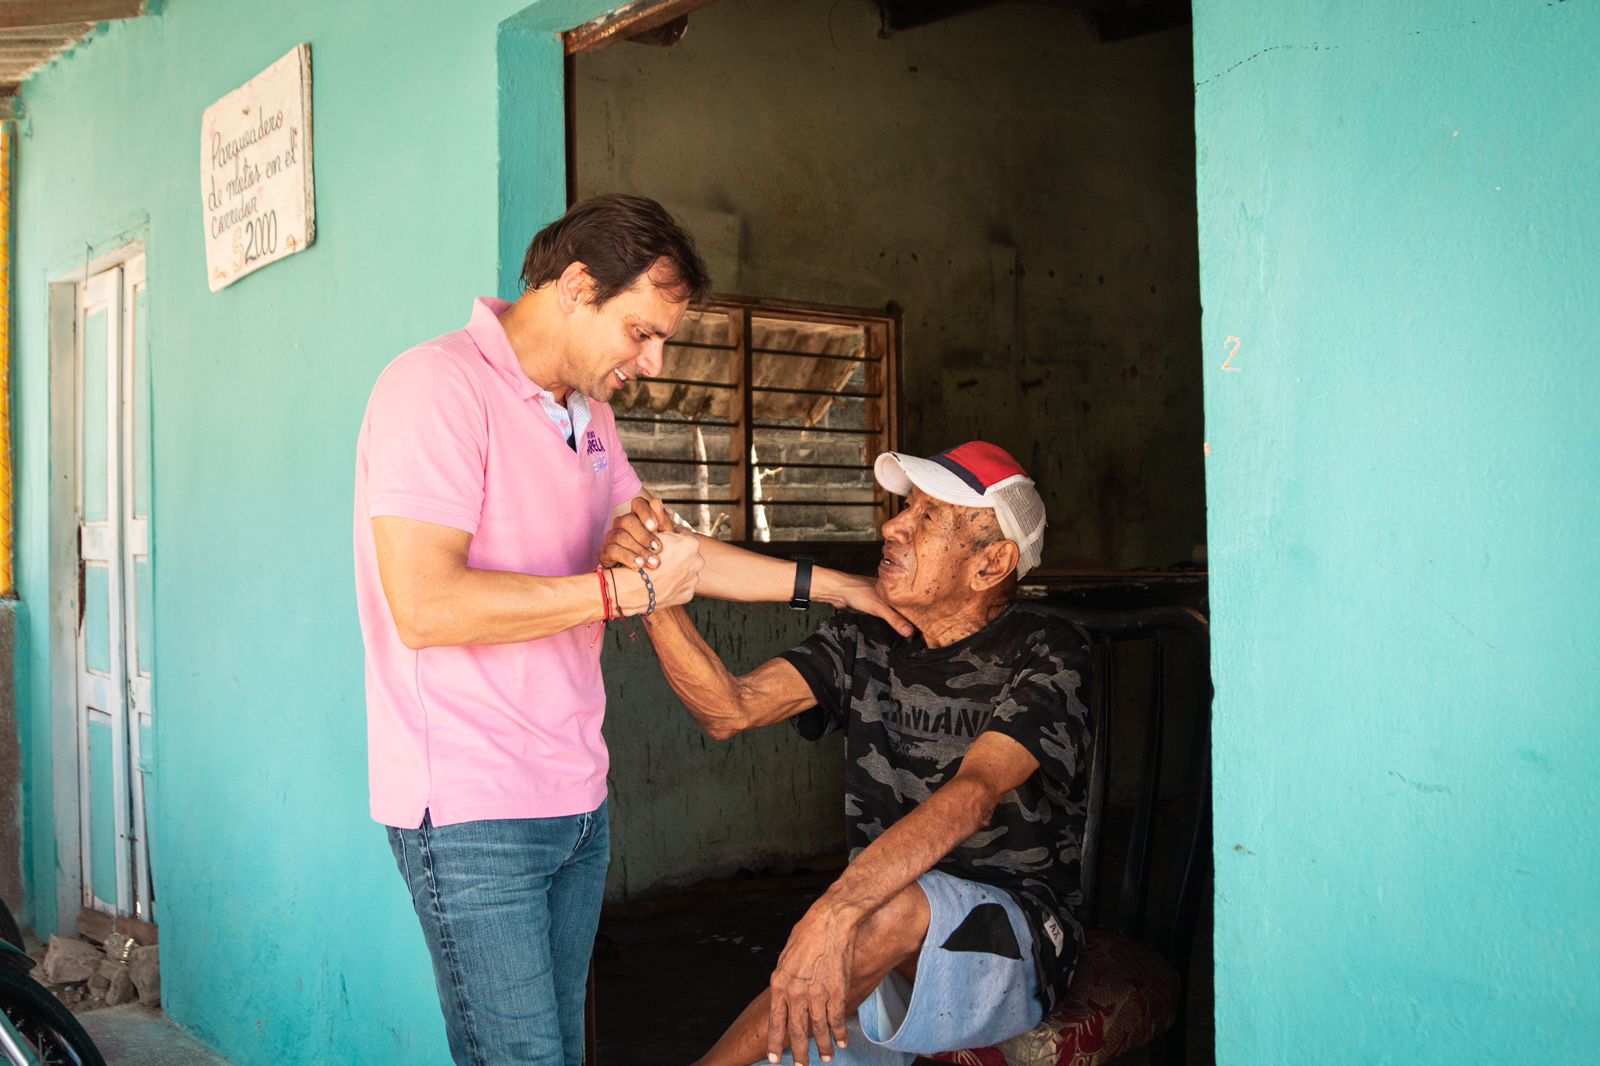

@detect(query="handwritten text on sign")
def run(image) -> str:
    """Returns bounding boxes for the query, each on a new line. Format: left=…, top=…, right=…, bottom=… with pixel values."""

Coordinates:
left=202, top=45, right=315, bottom=291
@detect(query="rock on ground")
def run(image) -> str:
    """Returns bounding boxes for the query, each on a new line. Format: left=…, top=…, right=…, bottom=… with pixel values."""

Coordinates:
left=103, top=931, right=138, bottom=963
left=104, top=962, right=137, bottom=1007
left=41, top=935, right=102, bottom=985
left=129, top=944, right=161, bottom=1008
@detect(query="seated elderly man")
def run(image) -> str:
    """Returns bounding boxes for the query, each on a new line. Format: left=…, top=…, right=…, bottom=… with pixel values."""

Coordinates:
left=606, top=442, right=1089, bottom=1066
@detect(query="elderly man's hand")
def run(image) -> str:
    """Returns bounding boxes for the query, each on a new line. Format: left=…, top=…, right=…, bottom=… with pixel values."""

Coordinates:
left=766, top=900, right=861, bottom=1065
left=647, top=531, right=703, bottom=609
left=816, top=573, right=914, bottom=638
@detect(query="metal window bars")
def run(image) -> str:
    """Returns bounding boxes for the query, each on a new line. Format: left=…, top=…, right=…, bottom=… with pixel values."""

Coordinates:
left=613, top=296, right=901, bottom=543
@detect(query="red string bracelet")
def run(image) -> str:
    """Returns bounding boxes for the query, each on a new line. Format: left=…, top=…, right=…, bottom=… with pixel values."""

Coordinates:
left=592, top=563, right=608, bottom=646
left=591, top=566, right=612, bottom=649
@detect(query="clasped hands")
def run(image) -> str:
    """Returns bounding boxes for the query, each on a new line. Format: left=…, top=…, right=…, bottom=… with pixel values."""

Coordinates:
left=600, top=497, right=704, bottom=614
left=601, top=496, right=912, bottom=635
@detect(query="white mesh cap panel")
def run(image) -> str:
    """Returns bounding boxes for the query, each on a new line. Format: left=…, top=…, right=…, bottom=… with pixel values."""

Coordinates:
left=991, top=479, right=1046, bottom=578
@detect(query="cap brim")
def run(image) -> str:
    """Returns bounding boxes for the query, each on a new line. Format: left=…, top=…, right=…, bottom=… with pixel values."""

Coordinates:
left=874, top=452, right=994, bottom=508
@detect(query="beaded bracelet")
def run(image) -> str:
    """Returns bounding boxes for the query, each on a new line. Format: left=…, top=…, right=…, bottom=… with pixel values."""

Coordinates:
left=637, top=566, right=657, bottom=627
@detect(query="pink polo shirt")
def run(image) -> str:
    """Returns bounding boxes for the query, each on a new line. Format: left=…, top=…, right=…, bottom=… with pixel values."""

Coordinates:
left=353, top=298, right=641, bottom=828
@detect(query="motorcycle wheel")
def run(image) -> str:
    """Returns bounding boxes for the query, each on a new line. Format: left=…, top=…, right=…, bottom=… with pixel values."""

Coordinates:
left=0, top=966, right=107, bottom=1066
left=0, top=900, right=22, bottom=953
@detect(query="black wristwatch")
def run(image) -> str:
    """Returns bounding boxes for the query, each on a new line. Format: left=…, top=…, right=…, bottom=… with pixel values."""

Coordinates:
left=789, top=556, right=815, bottom=611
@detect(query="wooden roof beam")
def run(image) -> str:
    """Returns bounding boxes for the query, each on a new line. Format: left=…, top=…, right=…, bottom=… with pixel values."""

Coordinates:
left=0, top=22, right=100, bottom=41
left=564, top=0, right=719, bottom=55
left=0, top=1, right=143, bottom=30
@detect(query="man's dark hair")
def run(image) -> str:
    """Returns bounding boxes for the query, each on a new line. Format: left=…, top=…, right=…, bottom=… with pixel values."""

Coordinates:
left=520, top=194, right=711, bottom=306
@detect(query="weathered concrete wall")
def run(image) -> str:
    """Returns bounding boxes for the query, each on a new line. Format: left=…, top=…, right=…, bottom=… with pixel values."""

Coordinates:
left=0, top=604, right=19, bottom=919
left=602, top=601, right=844, bottom=901
left=575, top=0, right=1205, bottom=568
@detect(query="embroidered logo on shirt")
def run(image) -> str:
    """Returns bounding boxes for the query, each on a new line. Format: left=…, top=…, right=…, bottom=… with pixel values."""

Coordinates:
left=584, top=430, right=609, bottom=473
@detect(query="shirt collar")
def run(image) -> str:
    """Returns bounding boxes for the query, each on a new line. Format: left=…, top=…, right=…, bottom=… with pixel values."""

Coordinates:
left=464, top=297, right=541, bottom=401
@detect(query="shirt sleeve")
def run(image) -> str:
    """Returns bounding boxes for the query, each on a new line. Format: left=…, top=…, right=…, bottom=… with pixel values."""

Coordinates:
left=364, top=348, right=487, bottom=535
left=981, top=625, right=1092, bottom=788
left=777, top=613, right=859, bottom=742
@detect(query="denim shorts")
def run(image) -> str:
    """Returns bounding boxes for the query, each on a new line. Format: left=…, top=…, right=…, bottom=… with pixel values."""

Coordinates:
left=758, top=870, right=1044, bottom=1066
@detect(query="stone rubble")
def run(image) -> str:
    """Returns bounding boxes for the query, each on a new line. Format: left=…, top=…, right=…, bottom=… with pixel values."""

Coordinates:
left=130, top=943, right=162, bottom=1008
left=102, top=931, right=137, bottom=963
left=34, top=931, right=162, bottom=1015
left=104, top=961, right=137, bottom=1007
left=39, top=935, right=101, bottom=984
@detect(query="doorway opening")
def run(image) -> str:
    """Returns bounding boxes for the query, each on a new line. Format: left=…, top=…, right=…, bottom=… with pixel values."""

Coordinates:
left=563, top=0, right=1209, bottom=1061
left=47, top=243, right=157, bottom=938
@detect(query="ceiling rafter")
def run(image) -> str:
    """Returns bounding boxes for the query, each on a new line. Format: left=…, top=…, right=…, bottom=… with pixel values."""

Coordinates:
left=0, top=0, right=148, bottom=106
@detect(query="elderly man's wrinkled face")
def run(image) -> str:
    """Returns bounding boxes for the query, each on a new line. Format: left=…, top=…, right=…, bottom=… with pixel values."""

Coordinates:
left=877, top=488, right=1005, bottom=612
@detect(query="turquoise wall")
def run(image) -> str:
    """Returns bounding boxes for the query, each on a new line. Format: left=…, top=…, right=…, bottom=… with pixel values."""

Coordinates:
left=6, top=1, right=845, bottom=1062
left=1194, top=2, right=1599, bottom=1063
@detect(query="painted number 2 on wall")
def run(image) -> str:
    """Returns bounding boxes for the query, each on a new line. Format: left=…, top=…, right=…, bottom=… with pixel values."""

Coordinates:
left=1222, top=335, right=1243, bottom=372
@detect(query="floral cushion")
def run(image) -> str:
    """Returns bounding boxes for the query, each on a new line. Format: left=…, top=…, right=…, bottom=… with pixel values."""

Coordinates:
left=926, top=930, right=1180, bottom=1066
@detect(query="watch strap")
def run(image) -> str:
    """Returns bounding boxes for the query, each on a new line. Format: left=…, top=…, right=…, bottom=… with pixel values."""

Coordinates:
left=789, top=556, right=815, bottom=611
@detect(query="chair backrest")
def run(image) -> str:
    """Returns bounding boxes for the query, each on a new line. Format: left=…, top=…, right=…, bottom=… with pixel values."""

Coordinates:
left=1049, top=604, right=1211, bottom=968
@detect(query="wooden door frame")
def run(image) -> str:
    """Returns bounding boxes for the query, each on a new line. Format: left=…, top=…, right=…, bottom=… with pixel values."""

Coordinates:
left=561, top=0, right=721, bottom=55
left=45, top=236, right=145, bottom=933
left=559, top=0, right=723, bottom=205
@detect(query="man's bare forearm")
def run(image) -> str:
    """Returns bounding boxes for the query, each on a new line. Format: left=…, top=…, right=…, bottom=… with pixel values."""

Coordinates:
left=819, top=779, right=994, bottom=920
left=397, top=567, right=640, bottom=648
left=378, top=514, right=703, bottom=649
left=607, top=498, right=909, bottom=633
left=646, top=606, right=817, bottom=740
left=692, top=536, right=854, bottom=604
left=643, top=606, right=752, bottom=738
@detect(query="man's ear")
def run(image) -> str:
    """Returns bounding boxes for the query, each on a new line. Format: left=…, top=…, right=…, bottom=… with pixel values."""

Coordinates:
left=555, top=261, right=595, bottom=313
left=970, top=540, right=1020, bottom=592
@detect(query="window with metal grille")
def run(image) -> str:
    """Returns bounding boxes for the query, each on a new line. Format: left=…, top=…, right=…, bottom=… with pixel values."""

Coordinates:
left=615, top=296, right=901, bottom=549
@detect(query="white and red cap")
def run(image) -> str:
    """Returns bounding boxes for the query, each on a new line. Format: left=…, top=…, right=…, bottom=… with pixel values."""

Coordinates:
left=874, top=441, right=1047, bottom=578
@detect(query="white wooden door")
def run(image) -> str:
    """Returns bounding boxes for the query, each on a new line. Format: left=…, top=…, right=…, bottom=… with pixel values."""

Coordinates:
left=76, top=256, right=155, bottom=921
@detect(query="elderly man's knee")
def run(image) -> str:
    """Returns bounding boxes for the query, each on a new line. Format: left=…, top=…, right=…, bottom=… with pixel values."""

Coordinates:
left=856, top=882, right=931, bottom=974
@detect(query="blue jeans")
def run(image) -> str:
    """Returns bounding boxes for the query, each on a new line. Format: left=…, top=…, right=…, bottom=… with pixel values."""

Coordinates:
left=388, top=802, right=610, bottom=1066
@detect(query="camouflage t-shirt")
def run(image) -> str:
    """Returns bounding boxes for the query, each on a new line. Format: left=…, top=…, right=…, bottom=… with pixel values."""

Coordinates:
left=779, top=602, right=1091, bottom=1009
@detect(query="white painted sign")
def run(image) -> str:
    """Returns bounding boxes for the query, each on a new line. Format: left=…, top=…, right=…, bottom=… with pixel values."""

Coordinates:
left=201, top=45, right=315, bottom=291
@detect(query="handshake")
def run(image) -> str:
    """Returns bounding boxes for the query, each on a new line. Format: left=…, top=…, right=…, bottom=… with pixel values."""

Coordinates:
left=597, top=497, right=705, bottom=616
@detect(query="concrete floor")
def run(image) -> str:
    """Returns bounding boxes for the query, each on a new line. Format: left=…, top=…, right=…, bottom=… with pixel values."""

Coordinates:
left=595, top=879, right=823, bottom=1064
left=77, top=1005, right=232, bottom=1066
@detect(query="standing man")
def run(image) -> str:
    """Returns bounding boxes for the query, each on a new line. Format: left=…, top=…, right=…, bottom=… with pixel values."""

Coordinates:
left=354, top=195, right=905, bottom=1066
